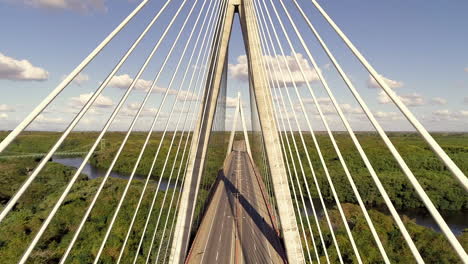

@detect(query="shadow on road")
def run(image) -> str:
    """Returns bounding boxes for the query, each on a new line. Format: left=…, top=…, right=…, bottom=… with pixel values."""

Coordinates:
left=220, top=169, right=286, bottom=259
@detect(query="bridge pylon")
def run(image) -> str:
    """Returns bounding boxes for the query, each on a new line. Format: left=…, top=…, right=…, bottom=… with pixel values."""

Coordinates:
left=170, top=0, right=304, bottom=263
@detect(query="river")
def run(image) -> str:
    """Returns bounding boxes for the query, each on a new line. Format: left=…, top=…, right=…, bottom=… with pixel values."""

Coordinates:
left=302, top=198, right=467, bottom=235
left=53, top=157, right=176, bottom=191
left=53, top=157, right=466, bottom=235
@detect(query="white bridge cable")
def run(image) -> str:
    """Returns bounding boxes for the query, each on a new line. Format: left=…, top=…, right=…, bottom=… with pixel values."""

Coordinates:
left=19, top=2, right=181, bottom=264
left=250, top=10, right=316, bottom=263
left=297, top=0, right=467, bottom=261
left=245, top=3, right=316, bottom=262
left=226, top=93, right=240, bottom=156
left=254, top=1, right=341, bottom=262
left=277, top=0, right=392, bottom=262
left=173, top=0, right=230, bottom=251
left=128, top=2, right=222, bottom=262
left=143, top=24, right=218, bottom=261
left=195, top=0, right=232, bottom=236
left=160, top=165, right=190, bottom=264
left=239, top=96, right=253, bottom=157
left=308, top=1, right=468, bottom=192
left=162, top=0, right=228, bottom=258
left=249, top=7, right=320, bottom=263
left=0, top=0, right=150, bottom=153
left=262, top=0, right=364, bottom=262
left=89, top=0, right=207, bottom=262
left=161, top=159, right=191, bottom=264
left=123, top=0, right=222, bottom=262
left=161, top=133, right=197, bottom=264
left=185, top=0, right=231, bottom=254
left=54, top=1, right=195, bottom=262
left=150, top=59, right=211, bottom=263
left=133, top=55, right=202, bottom=264
left=254, top=9, right=327, bottom=264
left=248, top=78, right=277, bottom=228
left=251, top=81, right=278, bottom=238
left=152, top=90, right=203, bottom=264
left=273, top=107, right=315, bottom=264
left=288, top=1, right=425, bottom=262
left=260, top=138, right=276, bottom=222
left=244, top=2, right=303, bottom=261
left=0, top=0, right=175, bottom=227
left=113, top=0, right=219, bottom=262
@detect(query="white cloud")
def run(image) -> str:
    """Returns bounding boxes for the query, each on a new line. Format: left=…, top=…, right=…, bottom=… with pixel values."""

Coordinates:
left=302, top=97, right=363, bottom=116
left=431, top=97, right=447, bottom=105
left=177, top=90, right=199, bottom=102
left=432, top=109, right=468, bottom=121
left=35, top=114, right=65, bottom=124
left=0, top=53, right=48, bottom=81
left=229, top=53, right=319, bottom=86
left=0, top=104, right=15, bottom=112
left=303, top=97, right=332, bottom=106
left=378, top=91, right=425, bottom=106
left=340, top=104, right=364, bottom=115
left=228, top=55, right=249, bottom=82
left=9, top=0, right=107, bottom=13
left=69, top=93, right=114, bottom=109
left=108, top=74, right=172, bottom=94
left=374, top=111, right=403, bottom=121
left=120, top=102, right=160, bottom=117
left=62, top=72, right=89, bottom=86
left=0, top=113, right=8, bottom=120
left=433, top=109, right=451, bottom=117
left=367, top=74, right=403, bottom=89
left=400, top=93, right=425, bottom=106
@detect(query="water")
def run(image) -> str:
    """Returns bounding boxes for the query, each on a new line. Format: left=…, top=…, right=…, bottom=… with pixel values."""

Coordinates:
left=53, top=157, right=467, bottom=234
left=302, top=198, right=467, bottom=235
left=397, top=208, right=467, bottom=235
left=53, top=157, right=175, bottom=191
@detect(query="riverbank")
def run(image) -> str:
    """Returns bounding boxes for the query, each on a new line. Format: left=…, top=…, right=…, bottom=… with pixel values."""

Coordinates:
left=53, top=156, right=176, bottom=190
left=312, top=203, right=468, bottom=263
left=0, top=156, right=176, bottom=263
left=301, top=197, right=467, bottom=235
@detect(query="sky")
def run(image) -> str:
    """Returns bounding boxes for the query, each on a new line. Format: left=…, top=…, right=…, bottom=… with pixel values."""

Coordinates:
left=0, top=0, right=467, bottom=133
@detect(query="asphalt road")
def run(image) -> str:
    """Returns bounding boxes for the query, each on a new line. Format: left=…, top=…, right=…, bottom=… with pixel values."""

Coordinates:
left=186, top=141, right=286, bottom=264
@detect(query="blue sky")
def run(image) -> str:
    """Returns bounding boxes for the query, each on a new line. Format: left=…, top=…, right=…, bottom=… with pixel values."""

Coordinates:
left=0, top=0, right=467, bottom=132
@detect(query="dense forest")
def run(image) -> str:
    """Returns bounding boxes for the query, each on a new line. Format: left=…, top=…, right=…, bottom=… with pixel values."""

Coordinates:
left=0, top=131, right=466, bottom=263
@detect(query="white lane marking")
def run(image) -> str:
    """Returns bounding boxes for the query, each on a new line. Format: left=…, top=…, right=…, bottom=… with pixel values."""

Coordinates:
left=216, top=251, right=219, bottom=261
left=200, top=183, right=226, bottom=264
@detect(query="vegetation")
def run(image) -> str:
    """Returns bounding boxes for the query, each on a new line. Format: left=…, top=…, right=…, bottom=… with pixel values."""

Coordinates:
left=0, top=132, right=191, bottom=263
left=283, top=132, right=468, bottom=211
left=0, top=131, right=466, bottom=263
left=302, top=203, right=468, bottom=263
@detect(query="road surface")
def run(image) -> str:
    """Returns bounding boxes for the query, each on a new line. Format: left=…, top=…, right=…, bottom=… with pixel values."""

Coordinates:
left=186, top=141, right=286, bottom=263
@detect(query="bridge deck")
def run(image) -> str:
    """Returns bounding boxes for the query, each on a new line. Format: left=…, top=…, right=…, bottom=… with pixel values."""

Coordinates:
left=186, top=141, right=286, bottom=264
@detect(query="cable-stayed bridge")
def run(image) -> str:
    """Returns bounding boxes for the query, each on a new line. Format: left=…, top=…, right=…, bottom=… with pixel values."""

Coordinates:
left=0, top=0, right=466, bottom=263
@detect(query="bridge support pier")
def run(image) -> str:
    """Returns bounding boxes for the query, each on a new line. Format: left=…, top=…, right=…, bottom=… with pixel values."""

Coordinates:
left=170, top=0, right=304, bottom=263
